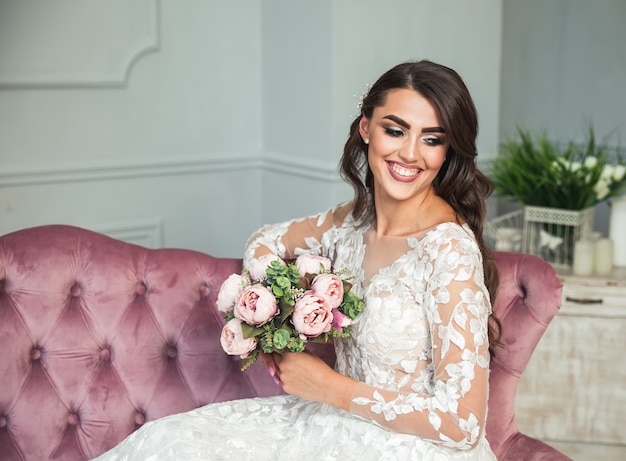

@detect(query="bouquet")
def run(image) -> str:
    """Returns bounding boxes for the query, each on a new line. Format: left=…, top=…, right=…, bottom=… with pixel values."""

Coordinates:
left=218, top=253, right=364, bottom=371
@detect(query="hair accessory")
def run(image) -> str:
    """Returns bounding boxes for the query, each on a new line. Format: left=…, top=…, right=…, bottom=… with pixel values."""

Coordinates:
left=356, top=83, right=372, bottom=112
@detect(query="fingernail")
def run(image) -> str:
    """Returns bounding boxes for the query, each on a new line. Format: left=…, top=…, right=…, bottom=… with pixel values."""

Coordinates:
left=267, top=365, right=281, bottom=386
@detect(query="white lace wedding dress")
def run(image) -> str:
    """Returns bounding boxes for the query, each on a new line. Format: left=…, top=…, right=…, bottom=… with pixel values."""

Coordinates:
left=94, top=205, right=496, bottom=461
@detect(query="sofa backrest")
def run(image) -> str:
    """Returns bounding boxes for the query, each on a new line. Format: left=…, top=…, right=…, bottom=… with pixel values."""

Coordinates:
left=0, top=225, right=280, bottom=460
left=0, top=226, right=566, bottom=460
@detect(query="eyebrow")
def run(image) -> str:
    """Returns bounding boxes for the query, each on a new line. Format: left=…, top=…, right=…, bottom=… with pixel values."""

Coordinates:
left=382, top=115, right=445, bottom=133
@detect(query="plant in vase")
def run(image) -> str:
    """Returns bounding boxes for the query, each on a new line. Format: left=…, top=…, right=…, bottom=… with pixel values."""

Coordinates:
left=488, top=125, right=626, bottom=267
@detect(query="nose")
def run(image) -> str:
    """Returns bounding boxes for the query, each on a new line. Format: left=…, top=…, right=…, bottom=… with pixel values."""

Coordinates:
left=398, top=137, right=421, bottom=163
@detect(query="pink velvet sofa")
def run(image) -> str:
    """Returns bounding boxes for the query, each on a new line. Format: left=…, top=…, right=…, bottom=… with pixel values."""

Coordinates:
left=0, top=225, right=571, bottom=460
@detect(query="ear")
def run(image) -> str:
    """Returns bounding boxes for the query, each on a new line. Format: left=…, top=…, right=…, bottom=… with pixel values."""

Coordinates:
left=358, top=117, right=370, bottom=143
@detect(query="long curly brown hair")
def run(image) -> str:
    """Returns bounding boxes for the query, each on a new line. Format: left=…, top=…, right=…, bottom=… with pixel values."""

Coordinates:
left=339, top=60, right=502, bottom=348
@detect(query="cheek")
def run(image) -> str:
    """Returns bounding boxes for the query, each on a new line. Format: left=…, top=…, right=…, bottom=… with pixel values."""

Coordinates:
left=366, top=138, right=397, bottom=166
left=423, top=148, right=447, bottom=171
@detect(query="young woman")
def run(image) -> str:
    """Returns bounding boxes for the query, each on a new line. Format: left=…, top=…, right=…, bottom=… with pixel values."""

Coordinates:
left=95, top=60, right=500, bottom=460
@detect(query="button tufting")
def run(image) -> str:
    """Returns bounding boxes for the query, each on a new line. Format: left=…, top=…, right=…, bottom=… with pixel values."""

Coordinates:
left=135, top=282, right=147, bottom=296
left=166, top=345, right=177, bottom=358
left=67, top=413, right=79, bottom=426
left=199, top=284, right=210, bottom=298
left=100, top=348, right=111, bottom=362
left=70, top=283, right=82, bottom=297
left=134, top=412, right=146, bottom=425
left=0, top=416, right=6, bottom=428
left=30, top=348, right=41, bottom=361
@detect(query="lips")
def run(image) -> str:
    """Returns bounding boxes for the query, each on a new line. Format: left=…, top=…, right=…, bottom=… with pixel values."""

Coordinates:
left=387, top=161, right=421, bottom=181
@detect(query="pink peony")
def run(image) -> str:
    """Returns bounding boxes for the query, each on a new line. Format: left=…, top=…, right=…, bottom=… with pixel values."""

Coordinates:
left=216, top=273, right=246, bottom=313
left=331, top=309, right=352, bottom=333
left=311, top=273, right=344, bottom=309
left=220, top=318, right=258, bottom=357
left=295, top=254, right=332, bottom=275
left=234, top=285, right=278, bottom=326
left=248, top=254, right=285, bottom=281
left=291, top=292, right=333, bottom=338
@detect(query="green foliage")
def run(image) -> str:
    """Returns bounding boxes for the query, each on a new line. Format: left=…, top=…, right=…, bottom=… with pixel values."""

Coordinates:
left=489, top=126, right=626, bottom=210
left=265, top=261, right=302, bottom=304
left=339, top=290, right=365, bottom=320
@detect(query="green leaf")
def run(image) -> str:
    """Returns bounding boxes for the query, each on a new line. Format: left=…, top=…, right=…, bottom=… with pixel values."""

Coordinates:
left=277, top=299, right=294, bottom=325
left=240, top=349, right=259, bottom=372
left=240, top=322, right=264, bottom=339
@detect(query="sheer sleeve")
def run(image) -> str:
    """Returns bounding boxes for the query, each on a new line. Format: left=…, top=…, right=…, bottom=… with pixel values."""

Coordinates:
left=243, top=203, right=351, bottom=268
left=349, top=233, right=492, bottom=450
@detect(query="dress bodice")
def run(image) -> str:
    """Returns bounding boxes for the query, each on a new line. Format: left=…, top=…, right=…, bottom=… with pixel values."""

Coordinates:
left=244, top=205, right=493, bottom=449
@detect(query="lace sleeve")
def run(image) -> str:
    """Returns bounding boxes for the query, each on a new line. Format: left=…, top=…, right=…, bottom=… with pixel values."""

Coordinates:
left=242, top=203, right=351, bottom=269
left=349, top=234, right=492, bottom=450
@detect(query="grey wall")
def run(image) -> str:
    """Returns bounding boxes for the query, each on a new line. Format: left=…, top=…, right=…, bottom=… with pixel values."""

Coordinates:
left=499, top=0, right=626, bottom=234
left=0, top=1, right=503, bottom=256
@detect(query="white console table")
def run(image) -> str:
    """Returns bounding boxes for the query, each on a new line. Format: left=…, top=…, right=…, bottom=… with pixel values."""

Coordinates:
left=516, top=266, right=626, bottom=458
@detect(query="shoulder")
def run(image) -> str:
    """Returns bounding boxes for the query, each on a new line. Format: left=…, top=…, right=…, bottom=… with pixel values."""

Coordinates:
left=329, top=201, right=354, bottom=227
left=420, top=222, right=483, bottom=263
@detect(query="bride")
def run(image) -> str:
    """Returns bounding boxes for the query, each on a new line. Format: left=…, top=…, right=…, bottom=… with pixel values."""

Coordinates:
left=94, top=60, right=500, bottom=461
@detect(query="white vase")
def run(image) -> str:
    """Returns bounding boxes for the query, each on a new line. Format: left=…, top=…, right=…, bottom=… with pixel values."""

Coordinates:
left=609, top=196, right=626, bottom=267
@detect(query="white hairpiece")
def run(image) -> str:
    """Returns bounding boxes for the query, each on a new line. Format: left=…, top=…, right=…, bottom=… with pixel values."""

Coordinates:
left=355, top=83, right=372, bottom=112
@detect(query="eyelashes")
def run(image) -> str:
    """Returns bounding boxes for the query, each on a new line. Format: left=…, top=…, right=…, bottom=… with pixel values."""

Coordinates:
left=423, top=135, right=444, bottom=146
left=384, top=127, right=404, bottom=137
left=383, top=127, right=444, bottom=146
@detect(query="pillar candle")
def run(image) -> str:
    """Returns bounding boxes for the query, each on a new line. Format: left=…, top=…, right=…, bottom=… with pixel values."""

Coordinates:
left=609, top=196, right=626, bottom=267
left=573, top=239, right=594, bottom=276
left=594, top=238, right=614, bottom=276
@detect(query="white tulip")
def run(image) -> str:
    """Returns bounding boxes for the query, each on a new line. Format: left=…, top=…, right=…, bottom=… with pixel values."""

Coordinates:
left=584, top=157, right=598, bottom=168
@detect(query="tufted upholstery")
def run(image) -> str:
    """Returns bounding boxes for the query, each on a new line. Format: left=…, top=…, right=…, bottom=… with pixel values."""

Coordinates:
left=487, top=252, right=571, bottom=460
left=0, top=226, right=569, bottom=460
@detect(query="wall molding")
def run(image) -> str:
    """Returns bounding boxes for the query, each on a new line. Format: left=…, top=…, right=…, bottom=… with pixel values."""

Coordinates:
left=0, top=0, right=160, bottom=89
left=0, top=153, right=343, bottom=188
left=91, top=218, right=162, bottom=248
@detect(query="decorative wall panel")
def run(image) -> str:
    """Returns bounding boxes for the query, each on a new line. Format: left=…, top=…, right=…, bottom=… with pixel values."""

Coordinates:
left=0, top=0, right=159, bottom=88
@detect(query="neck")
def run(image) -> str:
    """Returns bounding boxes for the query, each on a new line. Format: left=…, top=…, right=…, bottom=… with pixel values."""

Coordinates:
left=373, top=189, right=437, bottom=237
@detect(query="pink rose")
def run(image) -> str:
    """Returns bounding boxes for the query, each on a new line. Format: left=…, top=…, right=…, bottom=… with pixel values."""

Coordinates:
left=234, top=285, right=278, bottom=326
left=291, top=292, right=333, bottom=338
left=311, top=273, right=344, bottom=309
left=248, top=254, right=285, bottom=281
left=295, top=254, right=332, bottom=275
left=220, top=318, right=258, bottom=357
left=331, top=310, right=351, bottom=333
left=216, top=273, right=246, bottom=313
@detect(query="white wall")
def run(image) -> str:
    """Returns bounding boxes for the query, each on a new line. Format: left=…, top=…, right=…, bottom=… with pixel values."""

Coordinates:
left=0, top=0, right=504, bottom=256
left=259, top=0, right=504, bottom=224
left=0, top=1, right=264, bottom=256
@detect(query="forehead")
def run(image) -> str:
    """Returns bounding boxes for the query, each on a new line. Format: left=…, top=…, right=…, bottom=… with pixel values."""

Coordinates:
left=375, top=88, right=440, bottom=124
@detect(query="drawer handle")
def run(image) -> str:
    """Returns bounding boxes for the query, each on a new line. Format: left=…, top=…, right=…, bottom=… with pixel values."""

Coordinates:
left=565, top=296, right=603, bottom=304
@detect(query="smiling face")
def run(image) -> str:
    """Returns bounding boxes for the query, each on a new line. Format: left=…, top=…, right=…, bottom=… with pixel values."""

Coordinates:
left=359, top=88, right=448, bottom=210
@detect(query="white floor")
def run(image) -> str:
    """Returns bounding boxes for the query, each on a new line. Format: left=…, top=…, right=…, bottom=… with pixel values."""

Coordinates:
left=548, top=440, right=626, bottom=461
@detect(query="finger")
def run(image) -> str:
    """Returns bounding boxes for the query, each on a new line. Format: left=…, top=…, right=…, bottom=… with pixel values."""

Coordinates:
left=268, top=364, right=281, bottom=386
left=261, top=352, right=281, bottom=386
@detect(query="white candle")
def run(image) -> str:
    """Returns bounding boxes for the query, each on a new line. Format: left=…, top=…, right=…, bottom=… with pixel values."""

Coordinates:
left=594, top=238, right=614, bottom=276
left=573, top=239, right=594, bottom=276
left=609, top=196, right=626, bottom=267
